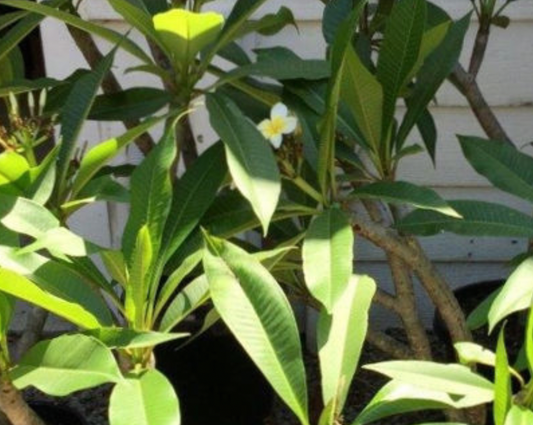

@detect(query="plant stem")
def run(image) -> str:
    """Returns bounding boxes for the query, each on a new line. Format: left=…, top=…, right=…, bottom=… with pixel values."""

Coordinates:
left=0, top=380, right=46, bottom=425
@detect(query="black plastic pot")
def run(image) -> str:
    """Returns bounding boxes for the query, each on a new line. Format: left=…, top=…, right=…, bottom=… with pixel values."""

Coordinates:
left=29, top=402, right=87, bottom=425
left=155, top=323, right=274, bottom=425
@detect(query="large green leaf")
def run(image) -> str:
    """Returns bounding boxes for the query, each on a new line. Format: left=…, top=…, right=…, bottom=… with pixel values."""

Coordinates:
left=28, top=146, right=58, bottom=206
left=377, top=0, right=426, bottom=135
left=206, top=93, right=281, bottom=234
left=153, top=8, right=224, bottom=68
left=303, top=207, right=353, bottom=312
left=353, top=381, right=483, bottom=425
left=110, top=369, right=180, bottom=425
left=87, top=328, right=187, bottom=349
left=122, top=127, right=176, bottom=261
left=239, top=7, right=296, bottom=37
left=161, top=141, right=227, bottom=261
left=11, top=334, right=121, bottom=396
left=71, top=116, right=163, bottom=200
left=460, top=136, right=533, bottom=204
left=0, top=258, right=111, bottom=329
left=365, top=361, right=494, bottom=402
left=322, top=0, right=354, bottom=44
left=318, top=6, right=363, bottom=197
left=203, top=236, right=309, bottom=425
left=0, top=77, right=63, bottom=97
left=56, top=49, right=117, bottom=198
left=488, top=258, right=533, bottom=332
left=397, top=200, right=533, bottom=237
left=350, top=181, right=460, bottom=217
left=341, top=46, right=383, bottom=152
left=0, top=11, right=27, bottom=32
left=0, top=193, right=59, bottom=238
left=397, top=14, right=470, bottom=147
left=0, top=151, right=31, bottom=195
left=318, top=275, right=376, bottom=416
left=89, top=88, right=171, bottom=121
left=0, top=0, right=152, bottom=63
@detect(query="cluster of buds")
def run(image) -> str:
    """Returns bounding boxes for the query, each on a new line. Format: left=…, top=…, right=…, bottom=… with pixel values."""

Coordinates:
left=0, top=91, right=55, bottom=155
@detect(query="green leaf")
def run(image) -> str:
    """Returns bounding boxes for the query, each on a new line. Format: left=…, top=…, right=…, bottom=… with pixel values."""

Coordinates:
left=0, top=193, right=59, bottom=238
left=397, top=200, right=533, bottom=237
left=155, top=249, right=204, bottom=320
left=341, top=45, right=383, bottom=152
left=504, top=406, right=533, bottom=425
left=0, top=0, right=152, bottom=64
left=353, top=381, right=482, bottom=425
left=57, top=49, right=117, bottom=198
left=75, top=175, right=130, bottom=205
left=203, top=236, right=309, bottom=425
left=122, top=126, right=176, bottom=261
left=218, top=47, right=330, bottom=86
left=126, top=225, right=153, bottom=327
left=159, top=275, right=210, bottom=332
left=0, top=0, right=67, bottom=64
left=110, top=369, right=180, bottom=425
left=0, top=11, right=27, bottom=32
left=240, top=7, right=296, bottom=37
left=467, top=286, right=501, bottom=330
left=488, top=258, right=533, bottom=332
left=350, top=181, right=460, bottom=217
left=0, top=252, right=111, bottom=328
left=303, top=207, right=353, bottom=312
left=206, top=93, right=281, bottom=234
left=161, top=141, right=227, bottom=261
left=17, top=227, right=97, bottom=257
left=494, top=329, right=512, bottom=425
left=153, top=8, right=224, bottom=68
left=377, top=0, right=426, bottom=135
left=11, top=334, right=121, bottom=395
left=364, top=361, right=494, bottom=402
left=397, top=14, right=470, bottom=147
left=89, top=88, right=171, bottom=121
left=455, top=342, right=497, bottom=367
left=323, top=0, right=354, bottom=44
left=318, top=7, right=363, bottom=197
left=100, top=249, right=128, bottom=287
left=318, top=275, right=376, bottom=416
left=27, top=146, right=58, bottom=206
left=0, top=77, right=63, bottom=97
left=86, top=328, right=187, bottom=349
left=71, top=116, right=163, bottom=200
left=460, top=136, right=533, bottom=204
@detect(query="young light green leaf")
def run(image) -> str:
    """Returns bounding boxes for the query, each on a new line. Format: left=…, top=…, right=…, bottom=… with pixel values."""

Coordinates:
left=11, top=334, right=121, bottom=395
left=494, top=329, right=512, bottom=425
left=504, top=406, right=533, bottom=425
left=158, top=275, right=210, bottom=332
left=467, top=286, right=501, bottom=330
left=110, top=369, right=180, bottom=425
left=455, top=342, right=497, bottom=367
left=206, top=93, right=280, bottom=234
left=303, top=207, right=353, bottom=312
left=350, top=181, right=460, bottom=217
left=0, top=151, right=31, bottom=195
left=397, top=200, right=533, bottom=237
left=153, top=8, right=224, bottom=68
left=364, top=361, right=494, bottom=402
left=0, top=292, right=14, bottom=336
left=203, top=235, right=309, bottom=425
left=489, top=258, right=533, bottom=332
left=318, top=275, right=376, bottom=416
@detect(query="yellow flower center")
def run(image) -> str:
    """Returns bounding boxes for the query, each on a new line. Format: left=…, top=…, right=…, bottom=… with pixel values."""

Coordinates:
left=264, top=116, right=287, bottom=138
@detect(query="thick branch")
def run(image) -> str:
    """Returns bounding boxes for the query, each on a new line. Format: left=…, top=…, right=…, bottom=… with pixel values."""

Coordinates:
left=469, top=20, right=490, bottom=77
left=0, top=380, right=45, bottom=425
left=450, top=64, right=512, bottom=144
left=373, top=288, right=400, bottom=313
left=67, top=26, right=155, bottom=155
left=366, top=328, right=413, bottom=359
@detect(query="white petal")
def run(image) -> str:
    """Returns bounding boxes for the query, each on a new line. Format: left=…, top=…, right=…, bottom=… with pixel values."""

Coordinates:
left=271, top=102, right=288, bottom=119
left=269, top=134, right=283, bottom=149
left=282, top=116, right=298, bottom=134
left=257, top=119, right=271, bottom=138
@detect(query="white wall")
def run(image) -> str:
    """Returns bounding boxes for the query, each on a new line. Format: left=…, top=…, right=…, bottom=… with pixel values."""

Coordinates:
left=35, top=0, right=533, bottom=329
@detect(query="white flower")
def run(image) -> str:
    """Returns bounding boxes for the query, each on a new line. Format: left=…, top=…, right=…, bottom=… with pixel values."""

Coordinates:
left=257, top=102, right=298, bottom=149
